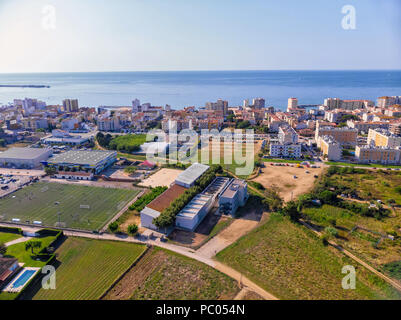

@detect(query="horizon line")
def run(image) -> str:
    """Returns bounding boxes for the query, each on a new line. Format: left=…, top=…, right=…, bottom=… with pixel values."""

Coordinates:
left=1, top=68, right=401, bottom=75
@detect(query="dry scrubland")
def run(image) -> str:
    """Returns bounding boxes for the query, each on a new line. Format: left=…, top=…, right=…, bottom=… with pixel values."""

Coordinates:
left=217, top=213, right=401, bottom=300
left=303, top=169, right=401, bottom=277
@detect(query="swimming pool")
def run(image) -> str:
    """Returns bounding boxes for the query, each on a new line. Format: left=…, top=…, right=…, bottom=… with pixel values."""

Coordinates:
left=12, top=270, right=36, bottom=289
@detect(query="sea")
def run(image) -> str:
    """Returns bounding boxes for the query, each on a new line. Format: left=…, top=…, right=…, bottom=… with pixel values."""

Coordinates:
left=0, top=70, right=400, bottom=110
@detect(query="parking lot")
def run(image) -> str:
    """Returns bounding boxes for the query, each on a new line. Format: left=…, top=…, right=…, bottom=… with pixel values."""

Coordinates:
left=0, top=174, right=36, bottom=197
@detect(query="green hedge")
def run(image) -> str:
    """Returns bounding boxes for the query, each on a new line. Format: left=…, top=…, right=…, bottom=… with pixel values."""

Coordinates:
left=0, top=226, right=22, bottom=234
left=129, top=186, right=168, bottom=212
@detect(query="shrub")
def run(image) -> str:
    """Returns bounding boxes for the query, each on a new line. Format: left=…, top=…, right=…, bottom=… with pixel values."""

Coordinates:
left=127, top=224, right=139, bottom=235
left=0, top=242, right=6, bottom=256
left=324, top=226, right=338, bottom=238
left=129, top=186, right=168, bottom=212
left=108, top=222, right=119, bottom=233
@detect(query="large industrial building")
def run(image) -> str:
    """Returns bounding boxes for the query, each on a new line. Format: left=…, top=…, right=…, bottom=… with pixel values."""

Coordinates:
left=0, top=147, right=53, bottom=169
left=175, top=177, right=231, bottom=231
left=175, top=194, right=214, bottom=231
left=175, top=163, right=210, bottom=188
left=44, top=150, right=117, bottom=174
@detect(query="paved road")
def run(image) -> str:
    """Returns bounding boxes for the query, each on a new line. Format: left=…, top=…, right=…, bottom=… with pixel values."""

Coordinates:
left=0, top=222, right=278, bottom=300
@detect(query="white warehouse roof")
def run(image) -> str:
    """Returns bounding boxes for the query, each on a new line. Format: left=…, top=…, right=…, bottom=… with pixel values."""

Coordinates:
left=176, top=194, right=212, bottom=220
left=0, top=147, right=52, bottom=160
left=175, top=163, right=209, bottom=187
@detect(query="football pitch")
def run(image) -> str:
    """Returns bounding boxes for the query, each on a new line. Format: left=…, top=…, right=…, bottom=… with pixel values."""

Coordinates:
left=0, top=182, right=140, bottom=231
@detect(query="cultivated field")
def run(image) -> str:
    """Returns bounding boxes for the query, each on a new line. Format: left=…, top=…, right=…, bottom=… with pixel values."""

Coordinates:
left=0, top=182, right=140, bottom=231
left=103, top=247, right=239, bottom=300
left=33, top=237, right=146, bottom=300
left=252, top=165, right=324, bottom=202
left=217, top=213, right=401, bottom=300
left=138, top=168, right=182, bottom=188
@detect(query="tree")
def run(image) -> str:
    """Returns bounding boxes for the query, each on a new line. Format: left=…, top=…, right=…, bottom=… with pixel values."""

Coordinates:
left=108, top=222, right=119, bottom=233
left=25, top=240, right=42, bottom=254
left=127, top=224, right=138, bottom=236
left=281, top=201, right=301, bottom=221
left=0, top=242, right=6, bottom=256
left=318, top=190, right=338, bottom=204
left=45, top=166, right=57, bottom=176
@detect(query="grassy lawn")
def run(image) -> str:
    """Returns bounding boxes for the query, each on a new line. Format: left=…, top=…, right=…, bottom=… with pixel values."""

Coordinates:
left=130, top=247, right=239, bottom=300
left=0, top=182, right=139, bottom=231
left=33, top=237, right=146, bottom=300
left=263, top=158, right=315, bottom=164
left=4, top=235, right=57, bottom=267
left=0, top=232, right=21, bottom=244
left=107, top=134, right=147, bottom=153
left=0, top=233, right=58, bottom=301
left=216, top=213, right=401, bottom=300
left=326, top=161, right=401, bottom=168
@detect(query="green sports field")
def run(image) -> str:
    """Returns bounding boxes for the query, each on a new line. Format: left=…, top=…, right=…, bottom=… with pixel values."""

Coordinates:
left=0, top=182, right=139, bottom=231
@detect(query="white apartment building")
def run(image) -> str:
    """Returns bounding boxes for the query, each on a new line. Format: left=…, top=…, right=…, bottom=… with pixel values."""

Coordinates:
left=278, top=126, right=299, bottom=144
left=270, top=143, right=301, bottom=158
left=97, top=117, right=121, bottom=132
left=318, top=135, right=342, bottom=161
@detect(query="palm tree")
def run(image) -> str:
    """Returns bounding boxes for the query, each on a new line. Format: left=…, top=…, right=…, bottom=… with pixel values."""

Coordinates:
left=25, top=240, right=42, bottom=254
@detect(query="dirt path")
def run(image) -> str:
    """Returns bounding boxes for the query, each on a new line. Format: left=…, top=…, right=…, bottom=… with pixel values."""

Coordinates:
left=5, top=236, right=32, bottom=247
left=214, top=262, right=278, bottom=300
left=0, top=221, right=278, bottom=300
left=196, top=218, right=259, bottom=259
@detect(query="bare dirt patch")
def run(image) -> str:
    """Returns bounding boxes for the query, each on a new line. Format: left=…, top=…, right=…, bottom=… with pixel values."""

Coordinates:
left=253, top=165, right=324, bottom=202
left=138, top=168, right=183, bottom=188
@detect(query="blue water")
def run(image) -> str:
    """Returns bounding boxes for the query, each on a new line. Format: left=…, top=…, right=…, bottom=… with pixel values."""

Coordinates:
left=12, top=269, right=35, bottom=288
left=0, top=70, right=400, bottom=110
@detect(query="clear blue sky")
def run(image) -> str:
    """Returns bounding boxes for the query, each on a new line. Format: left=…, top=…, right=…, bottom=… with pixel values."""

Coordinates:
left=0, top=0, right=400, bottom=72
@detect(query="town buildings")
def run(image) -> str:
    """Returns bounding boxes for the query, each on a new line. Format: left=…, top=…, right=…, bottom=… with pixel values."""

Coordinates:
left=367, top=128, right=401, bottom=148
left=355, top=145, right=401, bottom=164
left=317, top=135, right=342, bottom=161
